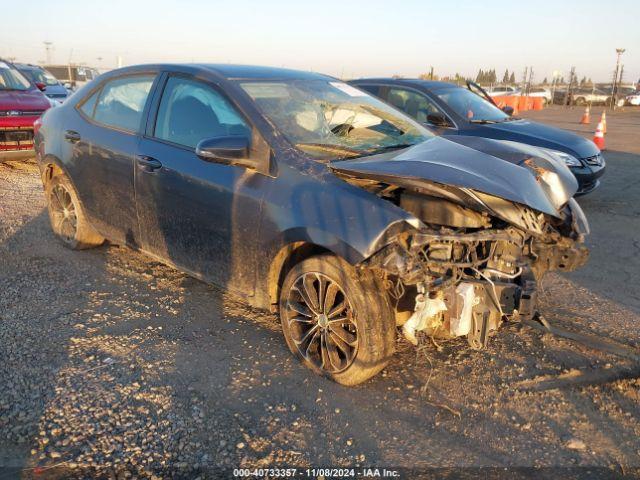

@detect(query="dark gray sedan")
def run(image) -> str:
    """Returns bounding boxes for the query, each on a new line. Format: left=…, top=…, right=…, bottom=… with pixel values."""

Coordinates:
left=35, top=64, right=588, bottom=384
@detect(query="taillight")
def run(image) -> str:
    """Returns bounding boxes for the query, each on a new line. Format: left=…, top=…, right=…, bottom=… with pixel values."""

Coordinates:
left=33, top=117, right=43, bottom=136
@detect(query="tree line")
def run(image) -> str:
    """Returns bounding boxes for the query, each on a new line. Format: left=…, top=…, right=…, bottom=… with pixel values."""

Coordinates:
left=412, top=68, right=594, bottom=87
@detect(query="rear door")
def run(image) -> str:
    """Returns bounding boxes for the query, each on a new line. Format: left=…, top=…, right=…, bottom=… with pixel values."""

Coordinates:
left=134, top=73, right=267, bottom=295
left=70, top=73, right=158, bottom=245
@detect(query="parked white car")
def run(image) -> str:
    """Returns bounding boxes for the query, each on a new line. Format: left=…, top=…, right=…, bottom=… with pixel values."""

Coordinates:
left=571, top=88, right=610, bottom=105
left=486, top=85, right=521, bottom=97
left=528, top=87, right=552, bottom=104
left=625, top=92, right=640, bottom=106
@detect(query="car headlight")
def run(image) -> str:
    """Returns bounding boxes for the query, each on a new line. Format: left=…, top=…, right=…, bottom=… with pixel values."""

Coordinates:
left=539, top=148, right=582, bottom=167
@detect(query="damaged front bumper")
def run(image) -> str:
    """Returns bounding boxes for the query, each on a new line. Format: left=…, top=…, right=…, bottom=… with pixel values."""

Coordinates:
left=363, top=200, right=589, bottom=349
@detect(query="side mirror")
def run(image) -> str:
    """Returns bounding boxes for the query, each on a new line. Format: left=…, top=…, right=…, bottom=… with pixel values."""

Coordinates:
left=427, top=113, right=450, bottom=127
left=35, top=82, right=47, bottom=92
left=196, top=135, right=255, bottom=167
left=502, top=105, right=514, bottom=116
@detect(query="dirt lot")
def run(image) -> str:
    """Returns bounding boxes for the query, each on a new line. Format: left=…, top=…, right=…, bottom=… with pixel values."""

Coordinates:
left=1, top=106, right=639, bottom=478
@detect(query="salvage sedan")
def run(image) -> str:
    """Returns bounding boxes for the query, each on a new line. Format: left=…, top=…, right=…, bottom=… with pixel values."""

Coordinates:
left=34, top=64, right=589, bottom=385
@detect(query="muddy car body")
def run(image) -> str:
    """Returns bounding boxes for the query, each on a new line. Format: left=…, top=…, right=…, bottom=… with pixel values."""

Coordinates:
left=35, top=64, right=589, bottom=385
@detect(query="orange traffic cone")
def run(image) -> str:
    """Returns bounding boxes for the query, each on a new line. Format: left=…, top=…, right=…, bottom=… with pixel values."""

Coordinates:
left=600, top=111, right=607, bottom=134
left=580, top=106, right=590, bottom=124
left=593, top=121, right=605, bottom=150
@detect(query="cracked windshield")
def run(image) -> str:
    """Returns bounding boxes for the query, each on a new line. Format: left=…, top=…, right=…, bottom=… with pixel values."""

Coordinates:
left=241, top=79, right=432, bottom=160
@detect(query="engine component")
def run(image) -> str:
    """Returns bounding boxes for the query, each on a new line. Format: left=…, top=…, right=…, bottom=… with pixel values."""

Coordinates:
left=449, top=282, right=477, bottom=336
left=402, top=285, right=447, bottom=345
left=468, top=307, right=491, bottom=349
left=400, top=194, right=490, bottom=229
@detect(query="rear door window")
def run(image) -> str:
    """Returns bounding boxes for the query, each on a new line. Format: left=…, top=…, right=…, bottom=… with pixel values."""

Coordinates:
left=92, top=75, right=155, bottom=132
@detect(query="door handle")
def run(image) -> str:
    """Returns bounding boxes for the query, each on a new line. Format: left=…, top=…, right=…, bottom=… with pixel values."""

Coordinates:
left=64, top=130, right=81, bottom=143
left=136, top=155, right=162, bottom=172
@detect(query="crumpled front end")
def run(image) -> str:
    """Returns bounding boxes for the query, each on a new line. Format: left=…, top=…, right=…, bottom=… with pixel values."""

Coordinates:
left=331, top=138, right=590, bottom=349
left=357, top=186, right=588, bottom=349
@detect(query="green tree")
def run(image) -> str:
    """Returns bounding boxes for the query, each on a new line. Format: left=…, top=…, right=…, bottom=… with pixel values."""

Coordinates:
left=503, top=69, right=510, bottom=83
left=509, top=72, right=516, bottom=84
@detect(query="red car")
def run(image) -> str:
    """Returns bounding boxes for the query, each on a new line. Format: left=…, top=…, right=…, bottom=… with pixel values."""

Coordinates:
left=0, top=59, right=51, bottom=161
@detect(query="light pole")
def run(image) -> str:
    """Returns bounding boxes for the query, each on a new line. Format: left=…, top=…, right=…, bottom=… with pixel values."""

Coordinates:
left=611, top=48, right=625, bottom=109
left=43, top=41, right=53, bottom=64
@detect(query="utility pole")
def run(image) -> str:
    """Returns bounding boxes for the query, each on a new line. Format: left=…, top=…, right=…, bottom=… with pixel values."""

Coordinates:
left=429, top=66, right=434, bottom=80
left=527, top=66, right=534, bottom=95
left=551, top=70, right=559, bottom=105
left=521, top=67, right=528, bottom=96
left=610, top=48, right=625, bottom=109
left=43, top=41, right=53, bottom=64
left=565, top=66, right=576, bottom=107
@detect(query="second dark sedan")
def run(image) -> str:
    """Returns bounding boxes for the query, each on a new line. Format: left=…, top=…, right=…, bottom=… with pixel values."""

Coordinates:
left=35, top=64, right=588, bottom=385
left=349, top=79, right=605, bottom=194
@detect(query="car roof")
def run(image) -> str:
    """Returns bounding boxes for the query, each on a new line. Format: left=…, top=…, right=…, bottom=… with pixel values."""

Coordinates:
left=350, top=78, right=460, bottom=91
left=14, top=63, right=41, bottom=70
left=109, top=63, right=333, bottom=81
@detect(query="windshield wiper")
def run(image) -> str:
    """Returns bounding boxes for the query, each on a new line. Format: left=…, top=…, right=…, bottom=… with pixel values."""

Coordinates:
left=497, top=116, right=520, bottom=122
left=469, top=119, right=499, bottom=124
left=362, top=143, right=416, bottom=156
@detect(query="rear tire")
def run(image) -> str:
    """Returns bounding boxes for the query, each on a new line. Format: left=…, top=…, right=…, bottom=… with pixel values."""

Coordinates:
left=45, top=174, right=104, bottom=249
left=279, top=254, right=396, bottom=385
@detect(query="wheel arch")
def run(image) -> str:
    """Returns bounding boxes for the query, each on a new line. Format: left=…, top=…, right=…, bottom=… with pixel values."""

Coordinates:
left=266, top=241, right=333, bottom=313
left=41, top=154, right=73, bottom=188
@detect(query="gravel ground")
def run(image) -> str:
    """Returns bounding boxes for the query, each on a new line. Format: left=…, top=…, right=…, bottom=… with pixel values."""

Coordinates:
left=1, top=107, right=639, bottom=478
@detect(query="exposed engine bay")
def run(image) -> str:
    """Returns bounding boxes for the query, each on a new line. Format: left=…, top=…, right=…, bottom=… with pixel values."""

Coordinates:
left=333, top=152, right=590, bottom=349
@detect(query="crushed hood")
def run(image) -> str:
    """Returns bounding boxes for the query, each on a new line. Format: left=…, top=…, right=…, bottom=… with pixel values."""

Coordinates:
left=331, top=136, right=578, bottom=218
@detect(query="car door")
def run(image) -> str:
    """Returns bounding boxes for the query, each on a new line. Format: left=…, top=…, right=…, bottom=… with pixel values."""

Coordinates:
left=70, top=72, right=157, bottom=245
left=135, top=73, right=267, bottom=295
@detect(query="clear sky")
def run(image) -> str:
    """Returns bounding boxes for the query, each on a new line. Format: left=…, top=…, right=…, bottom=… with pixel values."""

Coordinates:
left=1, top=0, right=638, bottom=83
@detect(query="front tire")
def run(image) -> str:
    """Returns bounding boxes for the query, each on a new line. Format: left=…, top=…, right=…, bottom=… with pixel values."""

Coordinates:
left=279, top=254, right=396, bottom=385
left=45, top=174, right=104, bottom=249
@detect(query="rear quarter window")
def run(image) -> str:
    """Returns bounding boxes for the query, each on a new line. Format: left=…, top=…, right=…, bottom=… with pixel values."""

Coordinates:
left=91, top=75, right=155, bottom=132
left=79, top=89, right=101, bottom=118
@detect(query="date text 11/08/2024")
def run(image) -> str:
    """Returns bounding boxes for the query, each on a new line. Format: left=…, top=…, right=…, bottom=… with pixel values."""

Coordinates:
left=232, top=467, right=401, bottom=478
